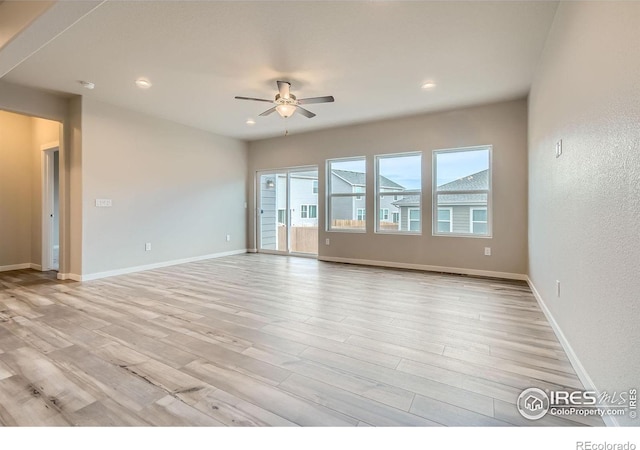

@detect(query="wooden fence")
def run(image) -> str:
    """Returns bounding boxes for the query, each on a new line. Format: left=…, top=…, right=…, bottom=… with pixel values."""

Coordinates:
left=277, top=226, right=318, bottom=254
left=332, top=220, right=399, bottom=231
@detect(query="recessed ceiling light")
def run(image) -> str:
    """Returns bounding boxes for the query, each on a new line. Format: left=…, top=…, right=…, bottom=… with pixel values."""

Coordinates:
left=421, top=81, right=436, bottom=90
left=79, top=80, right=95, bottom=90
left=135, top=78, right=152, bottom=89
left=246, top=118, right=256, bottom=126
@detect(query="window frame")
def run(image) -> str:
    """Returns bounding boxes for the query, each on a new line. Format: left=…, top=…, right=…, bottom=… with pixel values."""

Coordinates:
left=380, top=208, right=389, bottom=221
left=327, top=157, right=367, bottom=232
left=408, top=208, right=421, bottom=232
left=312, top=180, right=318, bottom=194
left=432, top=145, right=492, bottom=238
left=356, top=208, right=366, bottom=221
left=300, top=204, right=317, bottom=219
left=437, top=207, right=453, bottom=233
left=470, top=207, right=487, bottom=234
left=375, top=152, right=422, bottom=234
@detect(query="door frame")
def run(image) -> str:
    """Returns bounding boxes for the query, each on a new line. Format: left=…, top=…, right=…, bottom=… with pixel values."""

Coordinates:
left=41, top=142, right=59, bottom=271
left=256, top=165, right=319, bottom=257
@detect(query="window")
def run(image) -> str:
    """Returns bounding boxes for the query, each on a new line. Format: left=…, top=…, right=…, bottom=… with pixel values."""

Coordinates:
left=327, top=157, right=366, bottom=231
left=437, top=208, right=452, bottom=233
left=376, top=152, right=421, bottom=233
left=312, top=180, right=318, bottom=194
left=433, top=146, right=491, bottom=236
left=408, top=208, right=421, bottom=231
left=277, top=209, right=286, bottom=225
left=470, top=207, right=487, bottom=234
left=300, top=204, right=317, bottom=219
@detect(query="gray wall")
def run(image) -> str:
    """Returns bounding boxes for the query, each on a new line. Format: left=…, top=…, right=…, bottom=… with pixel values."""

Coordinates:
left=81, top=99, right=248, bottom=275
left=0, top=110, right=60, bottom=269
left=0, top=80, right=79, bottom=276
left=528, top=2, right=640, bottom=425
left=248, top=99, right=528, bottom=276
left=0, top=111, right=33, bottom=267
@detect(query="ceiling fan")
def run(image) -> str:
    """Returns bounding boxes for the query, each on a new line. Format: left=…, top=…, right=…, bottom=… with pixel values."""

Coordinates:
left=235, top=81, right=334, bottom=119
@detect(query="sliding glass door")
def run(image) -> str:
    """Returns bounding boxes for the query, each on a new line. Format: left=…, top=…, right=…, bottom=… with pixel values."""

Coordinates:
left=257, top=167, right=318, bottom=256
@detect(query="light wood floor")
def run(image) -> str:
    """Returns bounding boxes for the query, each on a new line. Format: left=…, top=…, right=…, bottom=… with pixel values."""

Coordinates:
left=0, top=254, right=602, bottom=426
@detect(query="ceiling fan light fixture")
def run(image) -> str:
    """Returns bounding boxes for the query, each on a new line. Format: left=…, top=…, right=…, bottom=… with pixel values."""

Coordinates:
left=135, top=78, right=152, bottom=89
left=276, top=104, right=297, bottom=118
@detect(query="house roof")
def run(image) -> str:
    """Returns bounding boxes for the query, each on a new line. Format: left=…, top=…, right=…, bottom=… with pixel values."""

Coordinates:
left=437, top=169, right=489, bottom=191
left=332, top=170, right=404, bottom=190
left=392, top=170, right=489, bottom=207
left=392, top=195, right=420, bottom=207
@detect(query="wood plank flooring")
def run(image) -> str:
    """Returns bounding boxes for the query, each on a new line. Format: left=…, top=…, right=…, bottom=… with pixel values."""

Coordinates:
left=0, top=254, right=603, bottom=426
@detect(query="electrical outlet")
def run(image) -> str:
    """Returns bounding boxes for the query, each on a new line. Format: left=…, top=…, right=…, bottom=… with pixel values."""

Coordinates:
left=226, top=234, right=231, bottom=242
left=556, top=280, right=561, bottom=297
left=95, top=198, right=112, bottom=207
left=325, top=238, right=330, bottom=245
left=145, top=242, right=151, bottom=251
left=484, top=247, right=491, bottom=256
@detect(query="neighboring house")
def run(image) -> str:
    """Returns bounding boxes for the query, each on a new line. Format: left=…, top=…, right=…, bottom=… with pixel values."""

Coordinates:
left=330, top=169, right=405, bottom=224
left=393, top=169, right=489, bottom=234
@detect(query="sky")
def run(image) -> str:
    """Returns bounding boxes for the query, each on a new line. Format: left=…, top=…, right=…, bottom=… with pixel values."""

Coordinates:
left=329, top=147, right=489, bottom=189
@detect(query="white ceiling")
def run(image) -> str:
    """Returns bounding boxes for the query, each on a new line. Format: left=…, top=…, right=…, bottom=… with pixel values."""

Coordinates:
left=1, top=1, right=558, bottom=141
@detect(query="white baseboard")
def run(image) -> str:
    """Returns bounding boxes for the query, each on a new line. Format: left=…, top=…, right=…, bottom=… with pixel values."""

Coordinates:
left=57, top=273, right=81, bottom=281
left=30, top=263, right=42, bottom=271
left=247, top=248, right=257, bottom=253
left=526, top=276, right=618, bottom=427
left=0, top=263, right=31, bottom=272
left=318, top=256, right=527, bottom=281
left=78, top=249, right=248, bottom=282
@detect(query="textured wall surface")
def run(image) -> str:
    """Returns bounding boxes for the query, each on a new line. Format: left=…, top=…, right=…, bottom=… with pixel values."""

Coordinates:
left=529, top=2, right=640, bottom=426
left=81, top=99, right=248, bottom=275
left=0, top=111, right=33, bottom=267
left=249, top=99, right=528, bottom=277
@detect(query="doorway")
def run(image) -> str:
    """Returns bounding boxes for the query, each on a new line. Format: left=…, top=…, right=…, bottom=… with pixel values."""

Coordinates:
left=42, top=144, right=60, bottom=271
left=257, top=167, right=319, bottom=256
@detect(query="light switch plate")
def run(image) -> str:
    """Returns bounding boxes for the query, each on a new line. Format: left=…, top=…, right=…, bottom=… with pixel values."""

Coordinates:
left=95, top=199, right=112, bottom=207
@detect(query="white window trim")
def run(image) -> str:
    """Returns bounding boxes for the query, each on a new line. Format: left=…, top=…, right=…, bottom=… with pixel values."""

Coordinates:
left=312, top=180, right=318, bottom=194
left=470, top=207, right=487, bottom=234
left=327, top=157, right=367, bottom=233
left=300, top=204, right=317, bottom=219
left=437, top=207, right=453, bottom=233
left=380, top=208, right=389, bottom=221
left=432, top=145, right=492, bottom=238
left=408, top=207, right=421, bottom=232
left=375, top=152, right=422, bottom=234
left=356, top=207, right=366, bottom=221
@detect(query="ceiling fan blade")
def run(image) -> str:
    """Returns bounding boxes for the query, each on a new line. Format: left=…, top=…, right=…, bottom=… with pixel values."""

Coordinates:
left=235, top=96, right=274, bottom=103
left=277, top=81, right=291, bottom=99
left=259, top=106, right=277, bottom=116
left=297, top=96, right=335, bottom=105
left=296, top=106, right=316, bottom=118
